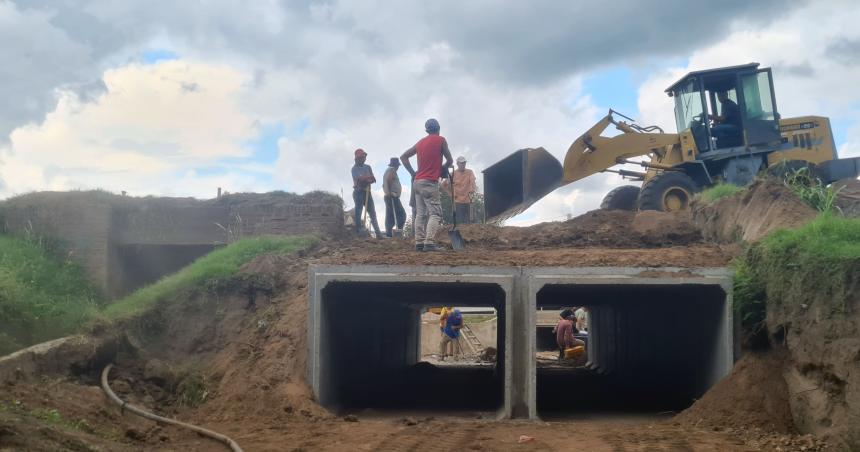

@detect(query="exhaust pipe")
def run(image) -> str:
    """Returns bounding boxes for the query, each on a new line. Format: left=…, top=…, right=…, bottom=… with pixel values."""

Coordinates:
left=482, top=147, right=563, bottom=223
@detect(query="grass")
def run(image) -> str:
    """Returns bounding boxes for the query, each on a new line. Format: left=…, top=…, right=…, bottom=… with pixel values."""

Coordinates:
left=101, top=235, right=316, bottom=322
left=699, top=183, right=744, bottom=203
left=0, top=235, right=103, bottom=355
left=782, top=167, right=843, bottom=213
left=0, top=234, right=316, bottom=355
left=733, top=213, right=860, bottom=332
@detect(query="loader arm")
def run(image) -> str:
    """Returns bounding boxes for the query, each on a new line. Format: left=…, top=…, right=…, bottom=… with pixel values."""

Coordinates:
left=562, top=112, right=680, bottom=184
left=483, top=111, right=680, bottom=222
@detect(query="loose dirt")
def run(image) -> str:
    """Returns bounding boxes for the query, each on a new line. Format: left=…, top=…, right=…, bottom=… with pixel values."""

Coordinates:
left=693, top=179, right=818, bottom=243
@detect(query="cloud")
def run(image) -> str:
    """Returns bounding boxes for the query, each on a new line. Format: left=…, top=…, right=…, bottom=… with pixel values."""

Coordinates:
left=0, top=60, right=260, bottom=198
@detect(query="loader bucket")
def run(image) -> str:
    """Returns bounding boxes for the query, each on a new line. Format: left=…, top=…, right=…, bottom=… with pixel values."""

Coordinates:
left=482, top=147, right=563, bottom=223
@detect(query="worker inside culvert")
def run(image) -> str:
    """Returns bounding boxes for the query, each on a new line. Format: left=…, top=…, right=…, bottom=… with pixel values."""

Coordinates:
left=439, top=308, right=463, bottom=360
left=555, top=310, right=585, bottom=361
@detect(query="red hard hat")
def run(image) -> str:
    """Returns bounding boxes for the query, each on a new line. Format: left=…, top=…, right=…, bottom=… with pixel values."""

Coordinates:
left=354, top=148, right=367, bottom=157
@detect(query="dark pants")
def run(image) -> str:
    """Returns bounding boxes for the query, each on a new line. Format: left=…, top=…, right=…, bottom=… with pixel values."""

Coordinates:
left=384, top=195, right=406, bottom=236
left=353, top=188, right=381, bottom=235
left=455, top=202, right=471, bottom=224
left=711, top=124, right=741, bottom=148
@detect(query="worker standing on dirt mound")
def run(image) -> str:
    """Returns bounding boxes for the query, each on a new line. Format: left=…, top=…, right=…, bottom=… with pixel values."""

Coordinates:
left=440, top=308, right=463, bottom=360
left=351, top=149, right=384, bottom=238
left=383, top=157, right=407, bottom=237
left=443, top=156, right=478, bottom=223
left=400, top=118, right=454, bottom=252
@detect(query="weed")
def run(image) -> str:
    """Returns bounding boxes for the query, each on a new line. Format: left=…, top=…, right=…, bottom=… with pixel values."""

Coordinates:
left=782, top=167, right=843, bottom=213
left=699, top=183, right=744, bottom=203
left=176, top=372, right=209, bottom=407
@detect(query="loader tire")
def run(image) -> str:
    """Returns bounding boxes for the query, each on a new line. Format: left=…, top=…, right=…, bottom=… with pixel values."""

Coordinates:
left=600, top=185, right=641, bottom=211
left=637, top=172, right=700, bottom=212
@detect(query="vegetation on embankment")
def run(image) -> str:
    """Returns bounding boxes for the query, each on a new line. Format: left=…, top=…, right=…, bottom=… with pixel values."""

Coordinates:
left=0, top=235, right=103, bottom=355
left=733, top=213, right=860, bottom=334
left=698, top=183, right=744, bottom=203
left=0, top=234, right=316, bottom=356
left=100, top=235, right=316, bottom=322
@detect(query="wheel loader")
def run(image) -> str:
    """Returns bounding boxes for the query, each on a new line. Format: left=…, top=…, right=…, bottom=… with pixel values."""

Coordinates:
left=483, top=63, right=860, bottom=221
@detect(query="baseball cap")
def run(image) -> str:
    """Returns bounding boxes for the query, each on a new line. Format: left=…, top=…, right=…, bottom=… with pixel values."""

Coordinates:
left=389, top=157, right=400, bottom=167
left=354, top=148, right=367, bottom=157
left=456, top=156, right=466, bottom=163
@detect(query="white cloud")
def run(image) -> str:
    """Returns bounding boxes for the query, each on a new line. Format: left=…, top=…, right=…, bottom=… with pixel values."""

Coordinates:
left=0, top=60, right=260, bottom=198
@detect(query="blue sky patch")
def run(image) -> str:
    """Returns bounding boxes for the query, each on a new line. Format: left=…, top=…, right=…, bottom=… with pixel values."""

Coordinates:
left=582, top=65, right=639, bottom=118
left=141, top=49, right=179, bottom=64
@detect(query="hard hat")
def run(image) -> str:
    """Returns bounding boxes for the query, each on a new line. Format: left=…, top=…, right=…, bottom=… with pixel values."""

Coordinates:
left=456, top=156, right=466, bottom=163
left=425, top=118, right=440, bottom=133
left=354, top=148, right=367, bottom=157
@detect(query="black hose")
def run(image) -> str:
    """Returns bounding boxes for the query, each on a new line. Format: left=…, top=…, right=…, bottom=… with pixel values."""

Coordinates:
left=100, top=364, right=243, bottom=452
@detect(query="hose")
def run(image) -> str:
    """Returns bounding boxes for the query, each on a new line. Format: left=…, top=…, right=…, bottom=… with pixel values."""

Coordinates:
left=100, top=364, right=243, bottom=452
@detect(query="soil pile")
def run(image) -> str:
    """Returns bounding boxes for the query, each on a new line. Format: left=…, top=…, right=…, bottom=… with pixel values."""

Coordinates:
left=677, top=351, right=794, bottom=433
left=436, top=209, right=702, bottom=249
left=835, top=177, right=860, bottom=217
left=693, top=179, right=817, bottom=243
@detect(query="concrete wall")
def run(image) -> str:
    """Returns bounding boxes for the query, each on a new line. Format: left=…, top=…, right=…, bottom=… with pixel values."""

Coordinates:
left=0, top=191, right=343, bottom=298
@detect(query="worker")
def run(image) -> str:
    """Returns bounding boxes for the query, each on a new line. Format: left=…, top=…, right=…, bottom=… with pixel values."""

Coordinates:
left=709, top=91, right=742, bottom=147
left=400, top=118, right=454, bottom=252
left=442, top=156, right=478, bottom=223
left=438, top=306, right=455, bottom=357
left=555, top=311, right=584, bottom=361
left=351, top=149, right=384, bottom=238
left=439, top=308, right=463, bottom=360
left=382, top=157, right=407, bottom=237
left=574, top=306, right=589, bottom=332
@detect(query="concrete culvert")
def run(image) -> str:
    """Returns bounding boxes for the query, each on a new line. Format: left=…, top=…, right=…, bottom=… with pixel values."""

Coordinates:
left=535, top=283, right=731, bottom=417
left=309, top=272, right=511, bottom=416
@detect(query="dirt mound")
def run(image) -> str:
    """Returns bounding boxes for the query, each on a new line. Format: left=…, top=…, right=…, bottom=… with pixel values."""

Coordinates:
left=436, top=209, right=702, bottom=249
left=835, top=177, right=860, bottom=217
left=693, top=179, right=817, bottom=243
left=677, top=350, right=794, bottom=433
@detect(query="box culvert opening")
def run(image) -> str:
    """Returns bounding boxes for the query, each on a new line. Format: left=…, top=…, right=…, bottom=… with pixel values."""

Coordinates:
left=535, top=283, right=729, bottom=417
left=318, top=281, right=506, bottom=414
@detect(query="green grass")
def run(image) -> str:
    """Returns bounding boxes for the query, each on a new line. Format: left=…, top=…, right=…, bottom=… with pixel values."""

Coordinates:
left=0, top=234, right=316, bottom=355
left=0, top=236, right=103, bottom=355
left=734, top=213, right=860, bottom=330
left=782, top=167, right=843, bottom=213
left=101, top=235, right=316, bottom=321
left=699, top=183, right=744, bottom=203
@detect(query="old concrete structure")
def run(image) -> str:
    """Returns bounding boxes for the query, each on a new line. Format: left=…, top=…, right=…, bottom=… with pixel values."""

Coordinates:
left=307, top=264, right=733, bottom=419
left=0, top=191, right=343, bottom=298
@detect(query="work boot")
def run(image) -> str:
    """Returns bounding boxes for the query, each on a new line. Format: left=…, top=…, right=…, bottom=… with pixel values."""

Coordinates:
left=422, top=243, right=446, bottom=252
left=415, top=243, right=424, bottom=252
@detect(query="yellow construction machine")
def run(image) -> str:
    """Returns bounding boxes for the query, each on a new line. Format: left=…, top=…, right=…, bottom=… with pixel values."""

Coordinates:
left=483, top=63, right=860, bottom=221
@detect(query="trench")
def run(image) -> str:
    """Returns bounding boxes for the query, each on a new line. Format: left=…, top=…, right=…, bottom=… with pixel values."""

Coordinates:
left=536, top=284, right=729, bottom=417
left=316, top=281, right=507, bottom=414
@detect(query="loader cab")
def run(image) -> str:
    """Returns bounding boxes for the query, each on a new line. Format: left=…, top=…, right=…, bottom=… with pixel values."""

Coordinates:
left=667, top=63, right=781, bottom=153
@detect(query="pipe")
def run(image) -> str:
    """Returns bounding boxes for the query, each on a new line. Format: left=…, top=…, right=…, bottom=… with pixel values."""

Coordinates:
left=100, top=364, right=243, bottom=452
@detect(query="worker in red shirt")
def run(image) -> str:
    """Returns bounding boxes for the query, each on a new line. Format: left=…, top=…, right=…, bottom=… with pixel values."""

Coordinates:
left=400, top=118, right=454, bottom=252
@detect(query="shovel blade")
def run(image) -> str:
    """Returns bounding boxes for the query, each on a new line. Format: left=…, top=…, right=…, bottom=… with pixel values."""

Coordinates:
left=448, top=230, right=466, bottom=250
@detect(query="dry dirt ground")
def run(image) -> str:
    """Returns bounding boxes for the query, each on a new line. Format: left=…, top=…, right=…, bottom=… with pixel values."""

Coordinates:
left=0, top=204, right=836, bottom=451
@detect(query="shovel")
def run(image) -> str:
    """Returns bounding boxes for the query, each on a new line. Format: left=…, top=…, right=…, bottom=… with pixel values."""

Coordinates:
left=448, top=169, right=466, bottom=250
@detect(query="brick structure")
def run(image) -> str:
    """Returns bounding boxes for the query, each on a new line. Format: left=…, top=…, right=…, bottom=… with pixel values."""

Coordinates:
left=0, top=191, right=343, bottom=298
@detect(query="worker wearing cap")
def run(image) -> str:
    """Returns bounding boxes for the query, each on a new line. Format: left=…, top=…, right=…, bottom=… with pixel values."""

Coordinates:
left=400, top=118, right=454, bottom=252
left=351, top=149, right=383, bottom=238
left=443, top=156, right=478, bottom=224
left=382, top=157, right=407, bottom=237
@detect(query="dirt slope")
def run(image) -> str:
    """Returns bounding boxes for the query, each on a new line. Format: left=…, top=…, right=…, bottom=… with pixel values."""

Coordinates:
left=693, top=179, right=818, bottom=243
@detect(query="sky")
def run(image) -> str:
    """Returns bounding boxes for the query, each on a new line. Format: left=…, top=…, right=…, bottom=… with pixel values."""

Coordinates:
left=1, top=0, right=859, bottom=226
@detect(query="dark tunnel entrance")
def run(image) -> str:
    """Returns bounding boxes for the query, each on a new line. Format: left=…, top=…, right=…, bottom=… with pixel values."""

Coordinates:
left=318, top=281, right=507, bottom=415
left=112, top=244, right=220, bottom=296
left=535, top=283, right=729, bottom=418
